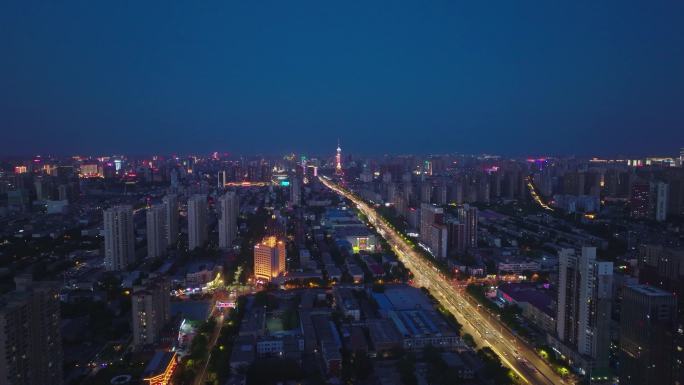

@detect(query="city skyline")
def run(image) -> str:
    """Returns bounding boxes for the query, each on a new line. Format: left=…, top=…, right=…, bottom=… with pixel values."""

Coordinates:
left=3, top=2, right=684, bottom=385
left=1, top=144, right=682, bottom=159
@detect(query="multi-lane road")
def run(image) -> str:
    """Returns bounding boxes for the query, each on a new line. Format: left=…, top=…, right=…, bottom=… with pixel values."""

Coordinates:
left=320, top=176, right=567, bottom=385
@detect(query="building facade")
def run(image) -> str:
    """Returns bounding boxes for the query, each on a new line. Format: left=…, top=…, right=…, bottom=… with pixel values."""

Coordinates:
left=218, top=191, right=239, bottom=250
left=0, top=276, right=62, bottom=385
left=162, top=194, right=179, bottom=247
left=253, top=236, right=286, bottom=281
left=104, top=205, right=135, bottom=271
left=132, top=277, right=170, bottom=348
left=556, top=247, right=612, bottom=371
left=187, top=194, right=207, bottom=250
left=619, top=284, right=677, bottom=385
left=147, top=204, right=166, bottom=258
left=457, top=204, right=478, bottom=249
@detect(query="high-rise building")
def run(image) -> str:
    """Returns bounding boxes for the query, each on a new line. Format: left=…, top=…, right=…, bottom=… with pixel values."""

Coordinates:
left=429, top=224, right=448, bottom=258
left=34, top=178, right=51, bottom=201
left=290, top=176, right=301, bottom=206
left=187, top=194, right=207, bottom=250
left=630, top=182, right=651, bottom=218
left=424, top=160, right=433, bottom=176
left=57, top=184, right=69, bottom=202
left=563, top=171, right=585, bottom=196
left=218, top=191, right=239, bottom=250
left=131, top=277, right=170, bottom=348
left=420, top=204, right=446, bottom=258
left=420, top=204, right=441, bottom=243
left=556, top=247, right=612, bottom=370
left=636, top=244, right=684, bottom=382
left=103, top=205, right=135, bottom=271
left=651, top=181, right=668, bottom=222
left=457, top=204, right=478, bottom=249
left=217, top=170, right=227, bottom=189
left=146, top=204, right=166, bottom=258
left=162, top=194, right=179, bottom=247
left=0, top=275, right=62, bottom=385
left=619, top=284, right=677, bottom=385
left=446, top=219, right=466, bottom=255
left=434, top=183, right=448, bottom=205
left=254, top=235, right=286, bottom=281
left=420, top=182, right=432, bottom=203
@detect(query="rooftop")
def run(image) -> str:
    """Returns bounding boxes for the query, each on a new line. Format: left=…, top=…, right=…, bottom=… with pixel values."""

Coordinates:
left=627, top=284, right=673, bottom=297
left=498, top=283, right=555, bottom=317
left=373, top=285, right=432, bottom=311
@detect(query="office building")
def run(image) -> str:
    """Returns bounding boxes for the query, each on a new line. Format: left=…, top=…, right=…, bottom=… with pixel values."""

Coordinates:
left=218, top=191, right=239, bottom=250
left=0, top=276, right=62, bottom=385
left=103, top=205, right=135, bottom=271
left=556, top=247, right=612, bottom=371
left=187, top=194, right=207, bottom=250
left=162, top=194, right=179, bottom=247
left=619, top=284, right=677, bottom=385
left=132, top=277, right=171, bottom=348
left=253, top=235, right=286, bottom=281
left=146, top=204, right=166, bottom=258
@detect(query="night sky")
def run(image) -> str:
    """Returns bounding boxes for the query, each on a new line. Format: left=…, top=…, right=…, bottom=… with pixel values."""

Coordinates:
left=1, top=1, right=683, bottom=157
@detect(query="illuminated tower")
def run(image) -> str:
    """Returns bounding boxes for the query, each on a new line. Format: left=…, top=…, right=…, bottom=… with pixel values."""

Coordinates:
left=335, top=140, right=342, bottom=174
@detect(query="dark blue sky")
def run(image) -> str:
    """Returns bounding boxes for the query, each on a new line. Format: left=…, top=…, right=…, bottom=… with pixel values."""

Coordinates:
left=1, top=1, right=683, bottom=157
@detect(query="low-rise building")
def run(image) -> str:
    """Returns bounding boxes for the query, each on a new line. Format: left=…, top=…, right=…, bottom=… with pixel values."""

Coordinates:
left=185, top=260, right=222, bottom=288
left=333, top=287, right=361, bottom=321
left=372, top=285, right=464, bottom=352
left=497, top=283, right=556, bottom=333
